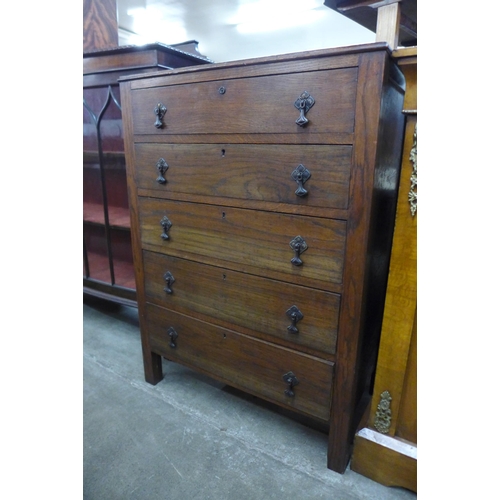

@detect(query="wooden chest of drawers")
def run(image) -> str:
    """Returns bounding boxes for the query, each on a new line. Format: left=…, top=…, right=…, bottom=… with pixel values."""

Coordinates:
left=119, top=42, right=405, bottom=474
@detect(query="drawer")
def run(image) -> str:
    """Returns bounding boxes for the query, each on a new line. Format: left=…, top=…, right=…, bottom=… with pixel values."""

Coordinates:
left=143, top=251, right=340, bottom=354
left=134, top=143, right=352, bottom=210
left=138, top=198, right=346, bottom=290
left=130, top=68, right=357, bottom=136
left=146, top=303, right=334, bottom=421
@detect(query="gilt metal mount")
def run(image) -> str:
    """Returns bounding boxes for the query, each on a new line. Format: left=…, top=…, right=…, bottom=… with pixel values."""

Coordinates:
left=374, top=390, right=392, bottom=434
left=408, top=122, right=417, bottom=216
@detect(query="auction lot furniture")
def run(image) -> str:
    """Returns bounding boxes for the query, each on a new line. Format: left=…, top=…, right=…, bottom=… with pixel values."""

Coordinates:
left=119, top=42, right=405, bottom=473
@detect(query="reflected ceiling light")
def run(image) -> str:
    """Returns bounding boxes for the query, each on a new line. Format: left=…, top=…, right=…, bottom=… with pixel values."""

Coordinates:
left=126, top=5, right=187, bottom=45
left=232, top=0, right=328, bottom=34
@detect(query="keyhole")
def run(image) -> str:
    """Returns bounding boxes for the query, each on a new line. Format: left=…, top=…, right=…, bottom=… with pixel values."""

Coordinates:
left=222, top=211, right=226, bottom=219
left=221, top=149, right=226, bottom=157
left=222, top=274, right=226, bottom=280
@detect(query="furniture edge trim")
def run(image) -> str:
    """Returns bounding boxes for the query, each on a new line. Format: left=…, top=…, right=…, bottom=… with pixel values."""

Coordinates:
left=118, top=42, right=392, bottom=83
left=356, top=427, right=416, bottom=458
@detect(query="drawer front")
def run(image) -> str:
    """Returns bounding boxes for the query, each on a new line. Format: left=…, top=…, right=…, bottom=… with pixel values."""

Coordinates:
left=134, top=143, right=352, bottom=209
left=146, top=303, right=333, bottom=420
left=143, top=251, right=340, bottom=354
left=130, top=68, right=357, bottom=136
left=138, top=197, right=346, bottom=289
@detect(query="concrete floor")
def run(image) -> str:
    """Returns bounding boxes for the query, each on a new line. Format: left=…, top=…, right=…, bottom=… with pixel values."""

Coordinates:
left=83, top=295, right=417, bottom=499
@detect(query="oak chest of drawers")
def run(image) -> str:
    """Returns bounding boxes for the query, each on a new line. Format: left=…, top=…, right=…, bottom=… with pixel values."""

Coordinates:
left=119, top=42, right=405, bottom=474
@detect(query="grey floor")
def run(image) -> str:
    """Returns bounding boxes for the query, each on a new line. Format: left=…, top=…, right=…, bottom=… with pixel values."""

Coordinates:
left=83, top=296, right=417, bottom=500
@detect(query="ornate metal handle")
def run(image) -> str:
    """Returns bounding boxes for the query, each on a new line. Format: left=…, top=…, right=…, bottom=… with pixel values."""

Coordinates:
left=160, top=216, right=172, bottom=240
left=163, top=271, right=175, bottom=294
left=291, top=164, right=310, bottom=197
left=156, top=158, right=169, bottom=184
left=286, top=305, right=303, bottom=334
left=154, top=102, right=167, bottom=129
left=294, top=91, right=315, bottom=127
left=283, top=371, right=299, bottom=397
left=167, top=326, right=178, bottom=348
left=289, top=235, right=307, bottom=266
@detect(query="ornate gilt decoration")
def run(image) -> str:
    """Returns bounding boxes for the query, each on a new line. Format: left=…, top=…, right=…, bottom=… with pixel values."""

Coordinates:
left=374, top=390, right=392, bottom=434
left=408, top=123, right=417, bottom=216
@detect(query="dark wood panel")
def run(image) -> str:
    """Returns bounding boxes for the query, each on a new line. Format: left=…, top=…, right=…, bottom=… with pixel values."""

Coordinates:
left=146, top=303, right=334, bottom=421
left=142, top=251, right=340, bottom=355
left=133, top=143, right=352, bottom=210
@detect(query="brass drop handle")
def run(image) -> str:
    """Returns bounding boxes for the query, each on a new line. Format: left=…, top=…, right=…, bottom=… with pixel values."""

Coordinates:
left=283, top=371, right=299, bottom=397
left=167, top=326, right=178, bottom=348
left=286, top=305, right=303, bottom=334
left=291, top=164, right=311, bottom=197
left=289, top=236, right=307, bottom=266
left=160, top=216, right=172, bottom=240
left=154, top=102, right=167, bottom=129
left=156, top=158, right=169, bottom=184
left=163, top=271, right=175, bottom=294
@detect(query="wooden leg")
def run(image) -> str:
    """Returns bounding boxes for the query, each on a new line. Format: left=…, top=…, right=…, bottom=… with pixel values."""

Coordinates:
left=143, top=350, right=163, bottom=385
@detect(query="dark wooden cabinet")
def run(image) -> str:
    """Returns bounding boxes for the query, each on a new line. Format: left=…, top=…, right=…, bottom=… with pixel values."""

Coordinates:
left=119, top=42, right=405, bottom=473
left=83, top=43, right=212, bottom=306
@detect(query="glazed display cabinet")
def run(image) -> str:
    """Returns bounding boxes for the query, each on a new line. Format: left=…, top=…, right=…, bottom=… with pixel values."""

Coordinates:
left=83, top=42, right=212, bottom=306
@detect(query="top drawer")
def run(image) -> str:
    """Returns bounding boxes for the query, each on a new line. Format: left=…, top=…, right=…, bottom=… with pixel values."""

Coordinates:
left=130, top=68, right=357, bottom=137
